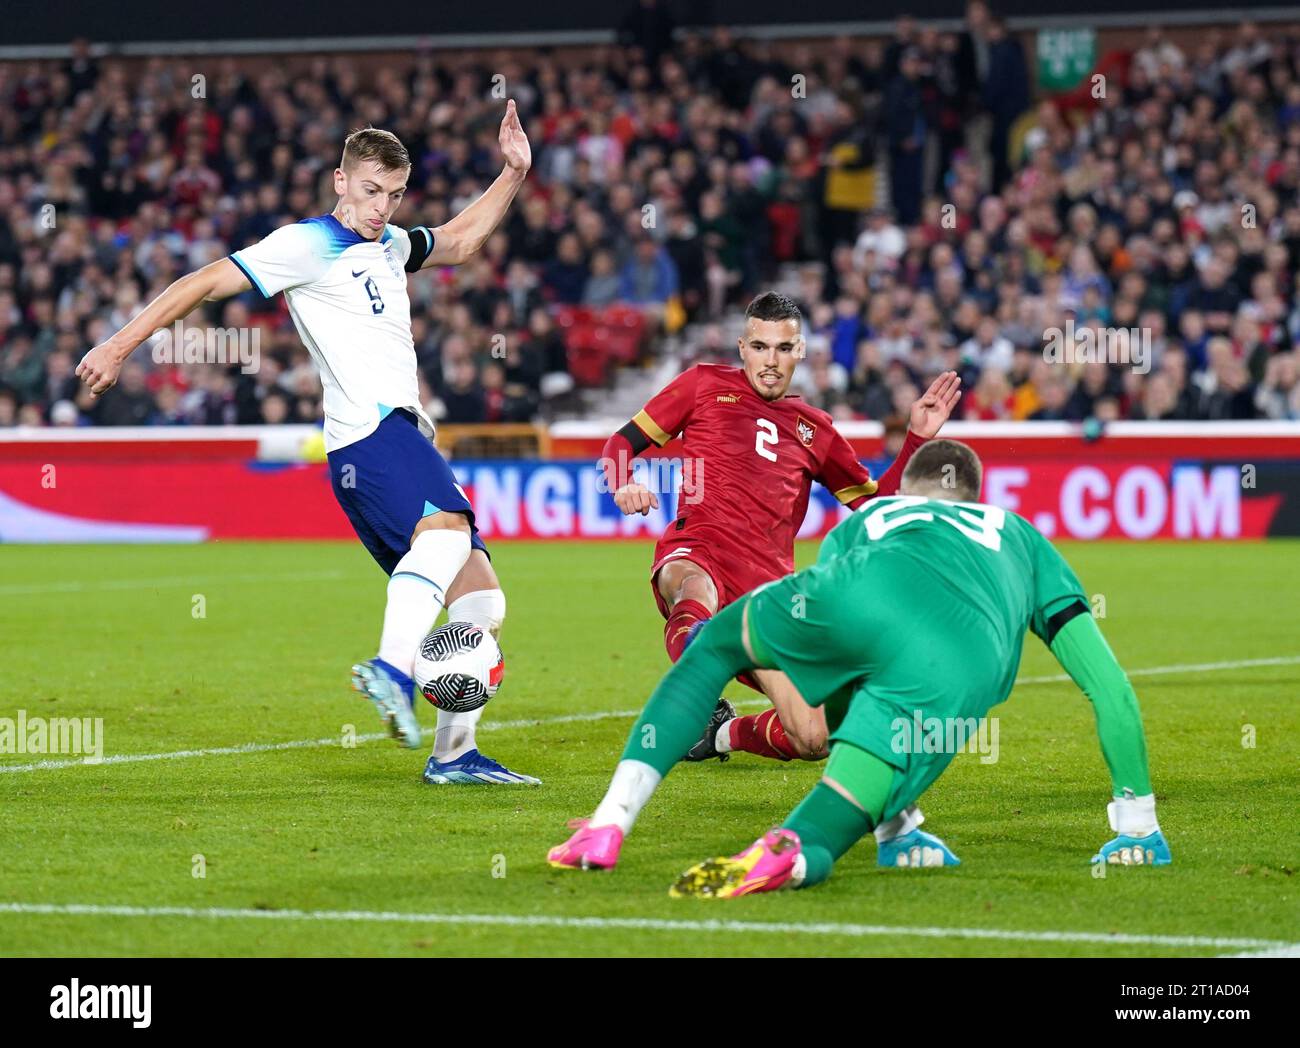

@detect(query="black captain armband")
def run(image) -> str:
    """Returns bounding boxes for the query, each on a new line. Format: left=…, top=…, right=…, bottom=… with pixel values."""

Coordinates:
left=1043, top=600, right=1090, bottom=645
left=617, top=420, right=653, bottom=455
left=405, top=226, right=435, bottom=272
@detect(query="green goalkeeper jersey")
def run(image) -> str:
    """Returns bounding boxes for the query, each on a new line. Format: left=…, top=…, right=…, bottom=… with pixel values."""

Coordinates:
left=817, top=495, right=1087, bottom=690
left=744, top=494, right=1148, bottom=814
left=621, top=494, right=1152, bottom=824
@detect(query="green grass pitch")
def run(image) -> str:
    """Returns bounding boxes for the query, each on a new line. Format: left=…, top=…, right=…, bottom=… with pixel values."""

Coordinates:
left=1, top=539, right=1296, bottom=957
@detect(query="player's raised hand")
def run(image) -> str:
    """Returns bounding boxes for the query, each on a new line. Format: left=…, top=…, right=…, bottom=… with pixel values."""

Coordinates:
left=614, top=482, right=659, bottom=516
left=75, top=342, right=124, bottom=398
left=499, top=99, right=531, bottom=175
left=909, top=370, right=962, bottom=439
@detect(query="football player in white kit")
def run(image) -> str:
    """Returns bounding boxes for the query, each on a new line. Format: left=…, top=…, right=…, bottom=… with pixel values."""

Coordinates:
left=76, top=102, right=540, bottom=785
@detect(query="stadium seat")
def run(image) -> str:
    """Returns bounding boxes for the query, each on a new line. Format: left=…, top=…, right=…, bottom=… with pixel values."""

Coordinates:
left=597, top=306, right=646, bottom=365
left=554, top=305, right=595, bottom=331
left=565, top=324, right=609, bottom=387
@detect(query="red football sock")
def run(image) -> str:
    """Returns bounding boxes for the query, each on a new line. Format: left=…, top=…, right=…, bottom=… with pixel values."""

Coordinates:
left=727, top=708, right=800, bottom=761
left=664, top=599, right=712, bottom=663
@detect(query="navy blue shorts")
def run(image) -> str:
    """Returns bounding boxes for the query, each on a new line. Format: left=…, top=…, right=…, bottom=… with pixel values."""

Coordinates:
left=328, top=409, right=488, bottom=575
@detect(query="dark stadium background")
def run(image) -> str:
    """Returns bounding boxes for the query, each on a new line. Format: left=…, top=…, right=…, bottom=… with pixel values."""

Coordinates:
left=4, top=2, right=1279, bottom=47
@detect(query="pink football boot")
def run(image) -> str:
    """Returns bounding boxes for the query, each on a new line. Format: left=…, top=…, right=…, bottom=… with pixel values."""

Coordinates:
left=669, top=828, right=802, bottom=898
left=546, top=818, right=625, bottom=871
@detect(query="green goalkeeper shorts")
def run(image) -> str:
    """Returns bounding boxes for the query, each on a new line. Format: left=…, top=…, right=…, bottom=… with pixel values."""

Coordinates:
left=743, top=546, right=1013, bottom=819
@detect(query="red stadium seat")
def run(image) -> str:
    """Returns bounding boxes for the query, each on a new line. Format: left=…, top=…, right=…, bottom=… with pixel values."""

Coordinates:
left=599, top=324, right=639, bottom=365
left=596, top=306, right=646, bottom=365
left=565, top=323, right=609, bottom=387
left=767, top=201, right=801, bottom=261
left=554, top=305, right=594, bottom=330
left=600, top=304, right=644, bottom=332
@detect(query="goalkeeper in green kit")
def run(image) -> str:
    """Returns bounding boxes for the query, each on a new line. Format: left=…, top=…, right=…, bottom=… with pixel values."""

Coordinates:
left=547, top=439, right=1172, bottom=895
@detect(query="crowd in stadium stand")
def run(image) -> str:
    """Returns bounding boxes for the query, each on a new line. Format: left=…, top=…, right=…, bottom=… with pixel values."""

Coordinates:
left=3, top=7, right=1300, bottom=430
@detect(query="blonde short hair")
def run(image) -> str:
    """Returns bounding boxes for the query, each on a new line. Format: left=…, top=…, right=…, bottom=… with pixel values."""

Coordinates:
left=341, top=127, right=410, bottom=173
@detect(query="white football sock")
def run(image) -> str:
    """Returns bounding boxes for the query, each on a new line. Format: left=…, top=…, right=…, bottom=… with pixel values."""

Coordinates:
left=434, top=588, right=506, bottom=762
left=715, top=720, right=733, bottom=753
left=591, top=760, right=662, bottom=835
left=376, top=528, right=471, bottom=676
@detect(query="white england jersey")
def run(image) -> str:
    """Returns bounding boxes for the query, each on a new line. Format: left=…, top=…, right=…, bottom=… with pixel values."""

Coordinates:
left=230, top=214, right=435, bottom=452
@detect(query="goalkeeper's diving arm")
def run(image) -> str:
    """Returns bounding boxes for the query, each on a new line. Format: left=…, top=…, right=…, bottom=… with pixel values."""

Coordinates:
left=1042, top=602, right=1170, bottom=863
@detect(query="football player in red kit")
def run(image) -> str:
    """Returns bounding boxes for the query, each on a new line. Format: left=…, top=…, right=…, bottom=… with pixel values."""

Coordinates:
left=600, top=291, right=962, bottom=765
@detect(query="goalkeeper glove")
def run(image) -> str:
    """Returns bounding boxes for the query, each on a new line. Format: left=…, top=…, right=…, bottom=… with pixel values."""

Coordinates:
left=1091, top=790, right=1172, bottom=866
left=875, top=805, right=961, bottom=867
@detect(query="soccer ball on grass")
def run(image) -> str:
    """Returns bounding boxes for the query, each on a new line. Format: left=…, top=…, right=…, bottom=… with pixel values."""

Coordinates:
left=413, top=623, right=504, bottom=713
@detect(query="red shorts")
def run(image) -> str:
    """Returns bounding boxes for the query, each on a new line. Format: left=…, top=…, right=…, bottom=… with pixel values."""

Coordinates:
left=649, top=520, right=786, bottom=620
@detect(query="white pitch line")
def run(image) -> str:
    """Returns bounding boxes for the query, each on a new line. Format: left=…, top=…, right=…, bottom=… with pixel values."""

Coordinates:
left=1, top=654, right=1295, bottom=776
left=0, top=902, right=1292, bottom=953
left=1219, top=944, right=1300, bottom=958
left=0, top=731, right=392, bottom=774
left=481, top=708, right=646, bottom=731
left=0, top=709, right=653, bottom=774
left=1017, top=654, right=1300, bottom=685
left=0, top=569, right=348, bottom=597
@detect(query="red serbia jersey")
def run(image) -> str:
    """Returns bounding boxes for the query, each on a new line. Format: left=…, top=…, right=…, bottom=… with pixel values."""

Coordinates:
left=602, top=363, right=923, bottom=612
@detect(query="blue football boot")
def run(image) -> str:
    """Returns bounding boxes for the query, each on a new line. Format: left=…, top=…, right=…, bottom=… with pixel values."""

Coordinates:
left=351, top=657, right=422, bottom=749
left=422, top=748, right=541, bottom=785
